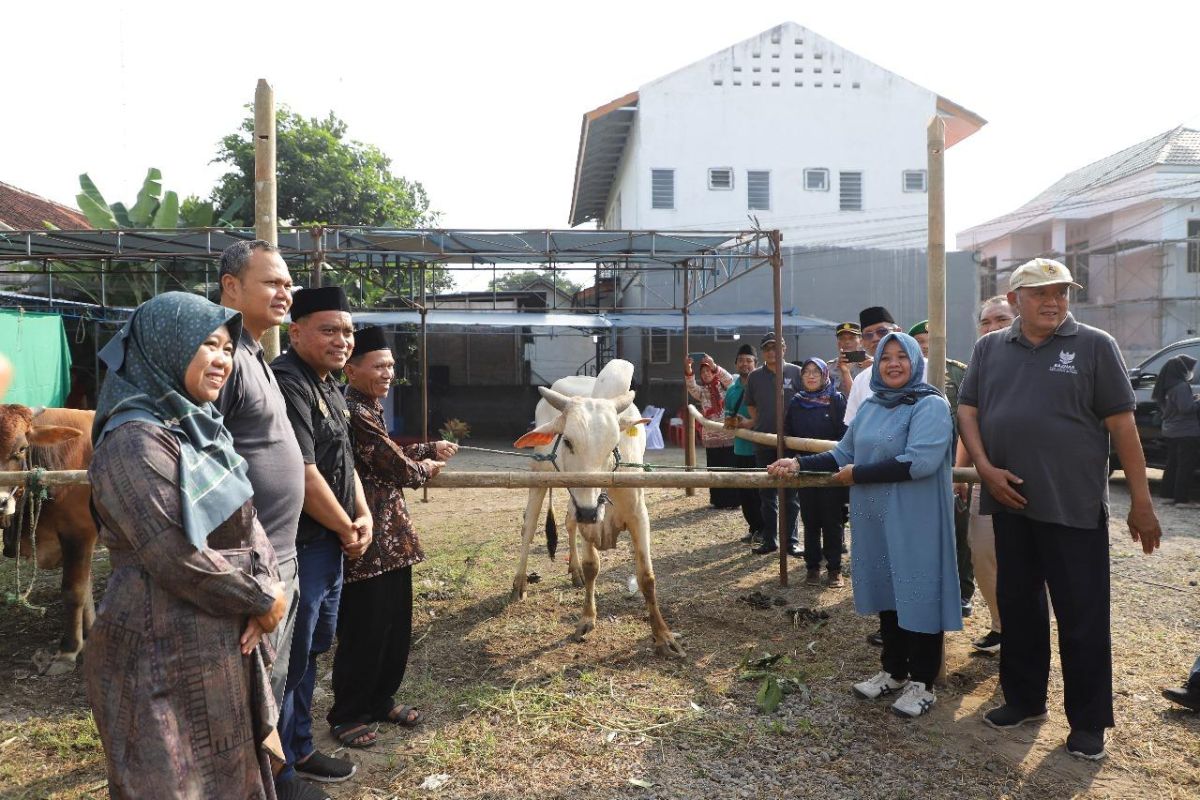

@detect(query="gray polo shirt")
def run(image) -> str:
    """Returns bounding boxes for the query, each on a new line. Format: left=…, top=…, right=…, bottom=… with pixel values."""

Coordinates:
left=745, top=362, right=803, bottom=437
left=958, top=313, right=1134, bottom=529
left=216, top=330, right=306, bottom=561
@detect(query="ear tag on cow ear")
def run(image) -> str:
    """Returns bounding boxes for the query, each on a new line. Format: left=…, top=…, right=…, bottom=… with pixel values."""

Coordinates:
left=627, top=426, right=639, bottom=437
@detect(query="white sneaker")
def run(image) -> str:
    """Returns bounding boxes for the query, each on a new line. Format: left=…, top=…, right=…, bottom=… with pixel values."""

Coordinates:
left=891, top=681, right=936, bottom=718
left=852, top=671, right=909, bottom=700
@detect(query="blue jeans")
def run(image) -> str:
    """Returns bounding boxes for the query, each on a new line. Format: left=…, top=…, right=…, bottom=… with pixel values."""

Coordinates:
left=278, top=535, right=344, bottom=780
left=755, top=448, right=800, bottom=550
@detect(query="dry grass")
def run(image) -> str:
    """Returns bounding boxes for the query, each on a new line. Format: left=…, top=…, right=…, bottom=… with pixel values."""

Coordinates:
left=0, top=467, right=1198, bottom=799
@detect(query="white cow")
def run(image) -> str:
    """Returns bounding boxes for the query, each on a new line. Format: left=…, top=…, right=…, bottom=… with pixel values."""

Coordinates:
left=512, top=359, right=684, bottom=658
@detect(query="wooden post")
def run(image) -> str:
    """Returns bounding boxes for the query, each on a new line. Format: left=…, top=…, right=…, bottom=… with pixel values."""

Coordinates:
left=421, top=266, right=430, bottom=503
left=771, top=231, right=788, bottom=586
left=682, top=260, right=696, bottom=497
left=927, top=116, right=947, bottom=386
left=255, top=79, right=281, bottom=360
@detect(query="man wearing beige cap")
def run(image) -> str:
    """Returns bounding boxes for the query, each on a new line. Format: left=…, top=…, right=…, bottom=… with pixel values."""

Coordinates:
left=958, top=258, right=1161, bottom=761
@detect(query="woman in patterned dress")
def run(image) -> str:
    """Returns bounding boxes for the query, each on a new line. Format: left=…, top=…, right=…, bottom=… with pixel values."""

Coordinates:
left=85, top=292, right=286, bottom=799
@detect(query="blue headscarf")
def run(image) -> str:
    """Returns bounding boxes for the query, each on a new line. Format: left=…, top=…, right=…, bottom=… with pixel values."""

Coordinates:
left=867, top=332, right=942, bottom=409
left=93, top=292, right=253, bottom=549
left=795, top=357, right=838, bottom=409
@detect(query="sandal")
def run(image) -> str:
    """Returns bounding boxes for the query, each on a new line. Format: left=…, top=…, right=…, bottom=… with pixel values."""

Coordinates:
left=329, top=722, right=377, bottom=749
left=378, top=704, right=422, bottom=727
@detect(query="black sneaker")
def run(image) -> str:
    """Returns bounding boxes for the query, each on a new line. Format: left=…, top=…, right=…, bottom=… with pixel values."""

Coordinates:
left=294, top=750, right=356, bottom=783
left=983, top=704, right=1048, bottom=729
left=787, top=546, right=804, bottom=559
left=1066, top=728, right=1106, bottom=761
left=1162, top=683, right=1200, bottom=711
left=866, top=629, right=883, bottom=647
left=961, top=599, right=974, bottom=618
left=972, top=630, right=1002, bottom=654
left=740, top=530, right=758, bottom=543
left=752, top=542, right=778, bottom=555
left=276, top=777, right=332, bottom=800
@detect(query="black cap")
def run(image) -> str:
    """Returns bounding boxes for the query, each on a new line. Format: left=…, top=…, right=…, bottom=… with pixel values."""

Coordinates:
left=291, top=286, right=351, bottom=320
left=760, top=331, right=778, bottom=347
left=736, top=343, right=757, bottom=357
left=859, top=306, right=895, bottom=329
left=352, top=325, right=389, bottom=356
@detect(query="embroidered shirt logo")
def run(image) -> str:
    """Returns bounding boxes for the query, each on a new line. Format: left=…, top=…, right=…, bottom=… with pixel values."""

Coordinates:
left=1050, top=350, right=1078, bottom=374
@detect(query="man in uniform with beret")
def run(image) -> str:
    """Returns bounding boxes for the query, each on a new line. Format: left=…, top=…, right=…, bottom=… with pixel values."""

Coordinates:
left=908, top=318, right=975, bottom=617
left=272, top=286, right=374, bottom=788
left=959, top=258, right=1161, bottom=760
left=325, top=326, right=458, bottom=746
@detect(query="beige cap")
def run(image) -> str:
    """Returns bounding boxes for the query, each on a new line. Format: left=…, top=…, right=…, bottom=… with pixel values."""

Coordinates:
left=1008, top=258, right=1083, bottom=291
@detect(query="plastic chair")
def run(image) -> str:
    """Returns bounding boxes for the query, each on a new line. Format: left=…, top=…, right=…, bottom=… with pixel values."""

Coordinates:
left=642, top=405, right=665, bottom=450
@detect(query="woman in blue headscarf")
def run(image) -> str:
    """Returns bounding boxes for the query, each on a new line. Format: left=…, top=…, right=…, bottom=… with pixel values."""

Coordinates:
left=85, top=292, right=287, bottom=800
left=783, top=358, right=848, bottom=587
left=769, top=332, right=960, bottom=719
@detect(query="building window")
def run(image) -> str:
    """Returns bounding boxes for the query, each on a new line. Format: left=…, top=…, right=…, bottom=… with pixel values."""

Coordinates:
left=747, top=170, right=770, bottom=210
left=708, top=168, right=733, bottom=190
left=980, top=256, right=997, bottom=301
left=804, top=168, right=829, bottom=191
left=1067, top=241, right=1090, bottom=303
left=649, top=328, right=670, bottom=364
left=839, top=171, right=863, bottom=211
left=651, top=169, right=674, bottom=210
left=1189, top=219, right=1200, bottom=273
left=903, top=170, right=927, bottom=193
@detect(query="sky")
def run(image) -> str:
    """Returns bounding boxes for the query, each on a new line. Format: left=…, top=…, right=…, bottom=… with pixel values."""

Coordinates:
left=6, top=1, right=1200, bottom=291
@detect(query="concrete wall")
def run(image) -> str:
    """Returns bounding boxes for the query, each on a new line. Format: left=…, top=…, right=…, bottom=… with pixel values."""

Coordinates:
left=607, top=22, right=936, bottom=248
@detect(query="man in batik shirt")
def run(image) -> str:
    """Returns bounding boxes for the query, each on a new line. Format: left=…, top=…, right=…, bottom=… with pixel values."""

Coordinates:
left=325, top=325, right=458, bottom=744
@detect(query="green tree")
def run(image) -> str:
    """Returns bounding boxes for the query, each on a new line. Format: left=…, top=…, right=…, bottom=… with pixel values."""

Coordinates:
left=211, top=107, right=436, bottom=228
left=487, top=269, right=583, bottom=298
left=210, top=106, right=449, bottom=301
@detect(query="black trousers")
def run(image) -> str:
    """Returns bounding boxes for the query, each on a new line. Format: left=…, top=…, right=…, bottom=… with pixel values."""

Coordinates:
left=797, top=487, right=844, bottom=571
left=1162, top=436, right=1200, bottom=502
left=954, top=495, right=974, bottom=602
left=993, top=512, right=1114, bottom=730
left=879, top=610, right=943, bottom=687
left=706, top=445, right=741, bottom=508
left=734, top=452, right=764, bottom=536
left=754, top=448, right=800, bottom=549
left=327, top=565, right=414, bottom=727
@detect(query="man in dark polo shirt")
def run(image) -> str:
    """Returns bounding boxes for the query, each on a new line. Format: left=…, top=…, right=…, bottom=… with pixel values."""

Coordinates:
left=272, top=285, right=374, bottom=790
left=959, top=258, right=1161, bottom=761
left=735, top=331, right=803, bottom=556
left=217, top=240, right=305, bottom=700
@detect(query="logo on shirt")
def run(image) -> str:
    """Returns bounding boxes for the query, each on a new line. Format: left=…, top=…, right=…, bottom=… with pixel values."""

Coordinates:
left=1050, top=350, right=1077, bottom=374
left=783, top=379, right=793, bottom=389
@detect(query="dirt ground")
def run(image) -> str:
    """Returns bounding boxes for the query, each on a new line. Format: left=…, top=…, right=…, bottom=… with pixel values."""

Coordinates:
left=0, top=442, right=1197, bottom=799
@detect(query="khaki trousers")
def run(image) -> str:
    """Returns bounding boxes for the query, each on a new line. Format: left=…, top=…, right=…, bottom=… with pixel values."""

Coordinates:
left=967, top=486, right=1001, bottom=633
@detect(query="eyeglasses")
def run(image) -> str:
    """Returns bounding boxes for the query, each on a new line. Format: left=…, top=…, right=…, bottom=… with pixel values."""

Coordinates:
left=861, top=325, right=899, bottom=341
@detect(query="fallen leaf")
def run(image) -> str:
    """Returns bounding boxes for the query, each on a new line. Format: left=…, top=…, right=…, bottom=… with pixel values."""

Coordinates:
left=628, top=778, right=654, bottom=788
left=420, top=773, right=451, bottom=790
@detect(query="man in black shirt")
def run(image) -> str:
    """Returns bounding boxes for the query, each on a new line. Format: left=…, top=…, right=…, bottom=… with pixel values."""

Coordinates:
left=273, top=286, right=373, bottom=789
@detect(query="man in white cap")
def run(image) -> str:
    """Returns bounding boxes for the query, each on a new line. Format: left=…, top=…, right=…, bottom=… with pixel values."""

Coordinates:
left=958, top=258, right=1161, bottom=761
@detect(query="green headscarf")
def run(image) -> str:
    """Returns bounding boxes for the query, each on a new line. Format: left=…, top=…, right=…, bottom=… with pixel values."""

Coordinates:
left=94, top=292, right=252, bottom=549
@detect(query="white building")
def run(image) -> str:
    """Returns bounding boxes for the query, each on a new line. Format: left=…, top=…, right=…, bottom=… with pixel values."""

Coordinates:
left=569, top=21, right=985, bottom=248
left=957, top=126, right=1200, bottom=362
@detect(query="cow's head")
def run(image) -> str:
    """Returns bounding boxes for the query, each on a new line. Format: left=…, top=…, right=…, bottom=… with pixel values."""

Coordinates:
left=0, top=405, right=82, bottom=555
left=514, top=388, right=646, bottom=528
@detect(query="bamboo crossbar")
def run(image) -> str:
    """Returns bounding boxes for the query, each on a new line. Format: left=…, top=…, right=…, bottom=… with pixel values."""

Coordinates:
left=687, top=405, right=980, bottom=482
left=0, top=467, right=982, bottom=488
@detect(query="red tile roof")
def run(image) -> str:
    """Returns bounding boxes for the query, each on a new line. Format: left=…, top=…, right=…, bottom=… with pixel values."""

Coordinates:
left=0, top=181, right=92, bottom=230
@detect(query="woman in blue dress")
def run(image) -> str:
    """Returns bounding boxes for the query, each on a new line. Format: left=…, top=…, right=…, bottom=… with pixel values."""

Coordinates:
left=768, top=332, right=961, bottom=718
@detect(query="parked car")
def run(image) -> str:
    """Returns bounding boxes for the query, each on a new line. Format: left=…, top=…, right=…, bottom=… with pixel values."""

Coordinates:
left=1124, top=337, right=1200, bottom=470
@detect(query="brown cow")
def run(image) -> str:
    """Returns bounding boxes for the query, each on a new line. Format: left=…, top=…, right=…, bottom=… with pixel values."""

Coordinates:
left=0, top=405, right=97, bottom=675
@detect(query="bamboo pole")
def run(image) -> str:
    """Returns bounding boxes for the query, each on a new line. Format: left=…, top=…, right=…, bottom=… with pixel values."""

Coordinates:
left=927, top=116, right=947, bottom=385
left=682, top=261, right=696, bottom=496
left=770, top=231, right=787, bottom=586
left=255, top=79, right=281, bottom=360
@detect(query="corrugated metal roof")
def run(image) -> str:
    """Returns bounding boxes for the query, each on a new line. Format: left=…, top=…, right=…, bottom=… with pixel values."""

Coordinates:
left=568, top=92, right=639, bottom=227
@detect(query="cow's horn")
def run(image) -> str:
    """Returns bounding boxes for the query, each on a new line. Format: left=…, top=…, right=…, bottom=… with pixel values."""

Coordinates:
left=538, top=387, right=571, bottom=412
left=612, top=390, right=636, bottom=414
left=29, top=406, right=45, bottom=418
